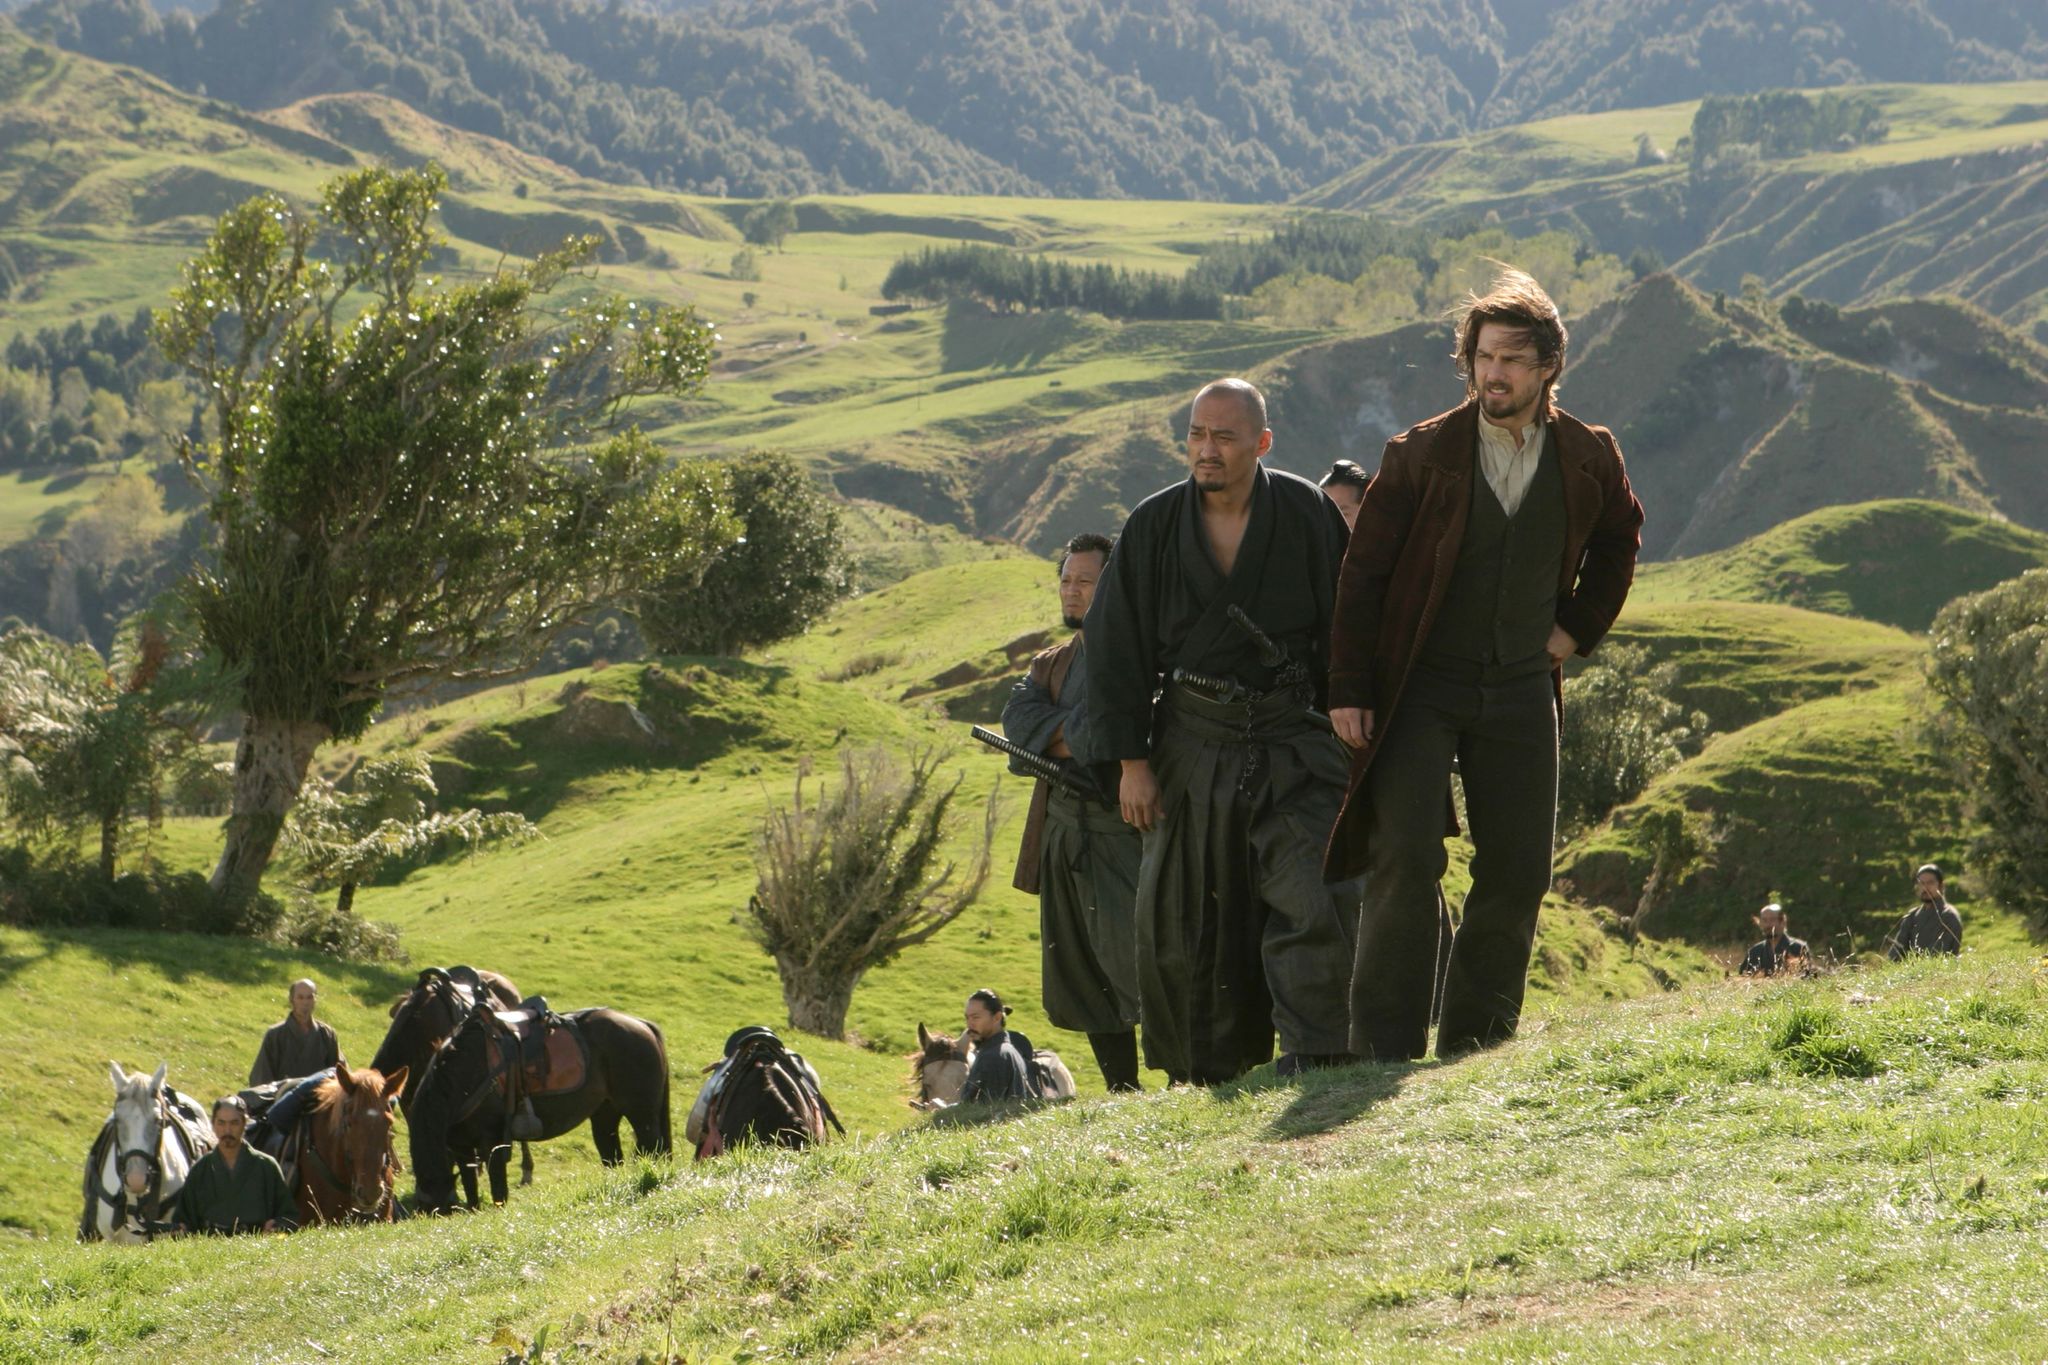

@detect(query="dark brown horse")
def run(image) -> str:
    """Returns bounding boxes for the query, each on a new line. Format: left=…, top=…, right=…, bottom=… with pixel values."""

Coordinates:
left=372, top=965, right=531, bottom=1195
left=293, top=1063, right=407, bottom=1225
left=408, top=1002, right=671, bottom=1213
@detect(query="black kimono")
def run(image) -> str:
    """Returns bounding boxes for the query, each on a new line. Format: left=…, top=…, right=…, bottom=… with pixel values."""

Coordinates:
left=1084, top=464, right=1361, bottom=1084
left=1001, top=637, right=1142, bottom=1039
left=960, top=1028, right=1038, bottom=1103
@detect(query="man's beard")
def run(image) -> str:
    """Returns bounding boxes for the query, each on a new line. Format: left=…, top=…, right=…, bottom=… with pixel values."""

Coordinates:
left=1062, top=611, right=1085, bottom=629
left=1480, top=387, right=1522, bottom=418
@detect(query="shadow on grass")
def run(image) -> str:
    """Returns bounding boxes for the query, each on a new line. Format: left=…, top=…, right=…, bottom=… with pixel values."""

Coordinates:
left=0, top=923, right=415, bottom=1001
left=426, top=657, right=798, bottom=828
left=1212, top=1059, right=1424, bottom=1141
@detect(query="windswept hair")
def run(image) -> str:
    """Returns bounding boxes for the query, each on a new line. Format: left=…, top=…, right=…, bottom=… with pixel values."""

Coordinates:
left=1452, top=267, right=1567, bottom=418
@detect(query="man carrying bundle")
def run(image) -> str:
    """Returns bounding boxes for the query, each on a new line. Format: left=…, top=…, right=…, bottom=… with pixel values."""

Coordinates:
left=1001, top=532, right=1143, bottom=1092
left=1085, top=377, right=1360, bottom=1085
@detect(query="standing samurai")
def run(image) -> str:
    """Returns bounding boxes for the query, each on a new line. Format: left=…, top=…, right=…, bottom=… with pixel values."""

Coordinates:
left=1001, top=531, right=1144, bottom=1092
left=1085, top=377, right=1360, bottom=1084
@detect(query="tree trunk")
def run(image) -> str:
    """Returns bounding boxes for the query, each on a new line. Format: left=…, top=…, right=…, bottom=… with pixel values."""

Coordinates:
left=336, top=881, right=356, bottom=916
left=98, top=812, right=119, bottom=882
left=209, top=713, right=330, bottom=911
left=774, top=956, right=862, bottom=1039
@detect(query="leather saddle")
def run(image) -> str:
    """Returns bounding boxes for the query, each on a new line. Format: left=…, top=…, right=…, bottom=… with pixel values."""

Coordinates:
left=489, top=1000, right=588, bottom=1101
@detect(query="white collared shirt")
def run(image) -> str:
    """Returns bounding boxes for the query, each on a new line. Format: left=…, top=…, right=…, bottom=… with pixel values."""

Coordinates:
left=1476, top=415, right=1546, bottom=517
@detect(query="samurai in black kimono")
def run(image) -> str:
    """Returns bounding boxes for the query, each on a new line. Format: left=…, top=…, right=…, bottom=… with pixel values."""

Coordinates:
left=1085, top=394, right=1362, bottom=1085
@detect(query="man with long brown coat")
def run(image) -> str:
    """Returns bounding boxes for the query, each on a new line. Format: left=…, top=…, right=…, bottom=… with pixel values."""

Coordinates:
left=1326, top=270, right=1643, bottom=1062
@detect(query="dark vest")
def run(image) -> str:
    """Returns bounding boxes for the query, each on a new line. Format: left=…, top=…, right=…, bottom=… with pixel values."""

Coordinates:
left=1419, top=433, right=1566, bottom=674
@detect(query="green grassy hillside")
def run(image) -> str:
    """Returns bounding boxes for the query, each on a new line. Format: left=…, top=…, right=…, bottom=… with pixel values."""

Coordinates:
left=8, top=952, right=2047, bottom=1360
left=1592, top=600, right=1922, bottom=733
left=1305, top=80, right=2048, bottom=338
left=1554, top=671, right=2030, bottom=958
left=0, top=560, right=1712, bottom=1240
left=1630, top=500, right=2048, bottom=632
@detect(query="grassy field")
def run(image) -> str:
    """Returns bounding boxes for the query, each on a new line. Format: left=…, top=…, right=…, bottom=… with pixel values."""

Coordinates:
left=6, top=950, right=2046, bottom=1360
left=0, top=560, right=1714, bottom=1243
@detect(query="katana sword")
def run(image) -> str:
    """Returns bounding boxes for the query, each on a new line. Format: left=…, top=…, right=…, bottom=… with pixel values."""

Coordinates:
left=1222, top=605, right=1334, bottom=734
left=968, top=725, right=1102, bottom=800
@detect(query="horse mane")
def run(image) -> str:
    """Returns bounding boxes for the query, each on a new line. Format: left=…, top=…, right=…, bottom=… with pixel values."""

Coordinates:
left=907, top=1030, right=970, bottom=1088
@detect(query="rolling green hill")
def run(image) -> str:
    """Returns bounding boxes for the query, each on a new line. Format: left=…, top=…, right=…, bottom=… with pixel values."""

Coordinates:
left=18, top=0, right=2048, bottom=202
left=1630, top=500, right=2048, bottom=632
left=1305, top=80, right=2048, bottom=339
left=8, top=951, right=2047, bottom=1360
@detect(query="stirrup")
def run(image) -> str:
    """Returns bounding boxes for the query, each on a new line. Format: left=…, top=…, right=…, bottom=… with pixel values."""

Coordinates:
left=509, top=1099, right=542, bottom=1140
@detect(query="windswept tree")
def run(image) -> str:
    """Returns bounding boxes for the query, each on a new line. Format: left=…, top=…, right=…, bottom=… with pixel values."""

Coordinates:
left=281, top=751, right=538, bottom=916
left=156, top=164, right=732, bottom=910
left=635, top=450, right=850, bottom=657
left=748, top=747, right=999, bottom=1038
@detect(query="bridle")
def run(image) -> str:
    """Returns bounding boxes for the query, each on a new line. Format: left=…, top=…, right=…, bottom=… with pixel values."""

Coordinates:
left=92, top=1088, right=187, bottom=1241
left=300, top=1080, right=400, bottom=1221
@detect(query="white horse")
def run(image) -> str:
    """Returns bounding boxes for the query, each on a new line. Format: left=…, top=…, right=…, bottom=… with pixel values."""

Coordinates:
left=80, top=1062, right=214, bottom=1243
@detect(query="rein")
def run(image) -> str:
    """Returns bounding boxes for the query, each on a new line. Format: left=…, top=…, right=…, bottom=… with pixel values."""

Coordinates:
left=93, top=1091, right=195, bottom=1241
left=299, top=1080, right=401, bottom=1221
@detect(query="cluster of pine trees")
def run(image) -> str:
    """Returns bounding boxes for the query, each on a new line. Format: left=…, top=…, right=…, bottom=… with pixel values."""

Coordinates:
left=1687, top=89, right=1889, bottom=165
left=881, top=246, right=1224, bottom=321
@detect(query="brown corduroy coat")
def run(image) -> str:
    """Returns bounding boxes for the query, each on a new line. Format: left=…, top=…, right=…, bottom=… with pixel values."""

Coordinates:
left=1321, top=399, right=1644, bottom=882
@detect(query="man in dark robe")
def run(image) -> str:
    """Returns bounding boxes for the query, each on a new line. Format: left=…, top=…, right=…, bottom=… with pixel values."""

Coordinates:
left=1738, top=903, right=1809, bottom=976
left=174, top=1096, right=296, bottom=1236
left=1327, top=270, right=1643, bottom=1062
left=1319, top=459, right=1371, bottom=531
left=957, top=989, right=1039, bottom=1103
left=1085, top=377, right=1360, bottom=1085
left=1002, top=532, right=1143, bottom=1091
left=1887, top=863, right=1963, bottom=958
left=249, top=978, right=339, bottom=1086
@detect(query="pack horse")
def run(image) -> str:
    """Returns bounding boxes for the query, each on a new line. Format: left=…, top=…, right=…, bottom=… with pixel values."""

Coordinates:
left=80, top=1062, right=214, bottom=1243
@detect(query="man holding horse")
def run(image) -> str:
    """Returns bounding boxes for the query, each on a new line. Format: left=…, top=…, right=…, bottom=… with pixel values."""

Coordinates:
left=1002, top=530, right=1144, bottom=1092
left=250, top=978, right=340, bottom=1085
left=174, top=1096, right=296, bottom=1235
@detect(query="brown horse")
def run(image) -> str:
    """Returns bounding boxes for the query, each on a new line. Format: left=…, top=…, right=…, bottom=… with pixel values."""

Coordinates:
left=371, top=965, right=531, bottom=1195
left=294, top=1063, right=407, bottom=1225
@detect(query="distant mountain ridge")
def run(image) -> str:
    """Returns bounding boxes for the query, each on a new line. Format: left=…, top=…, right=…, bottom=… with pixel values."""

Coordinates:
left=12, top=0, right=2047, bottom=200
left=974, top=273, right=2048, bottom=558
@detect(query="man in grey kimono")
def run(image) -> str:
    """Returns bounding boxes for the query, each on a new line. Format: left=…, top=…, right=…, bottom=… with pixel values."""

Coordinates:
left=1002, top=532, right=1144, bottom=1091
left=1085, top=378, right=1361, bottom=1085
